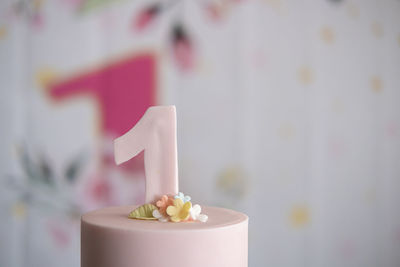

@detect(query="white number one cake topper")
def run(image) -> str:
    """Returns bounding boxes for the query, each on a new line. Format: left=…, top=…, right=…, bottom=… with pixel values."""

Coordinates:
left=114, top=106, right=179, bottom=203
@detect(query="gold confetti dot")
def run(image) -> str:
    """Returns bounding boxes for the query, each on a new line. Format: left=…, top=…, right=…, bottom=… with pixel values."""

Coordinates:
left=289, top=205, right=310, bottom=228
left=33, top=0, right=45, bottom=9
left=278, top=123, right=295, bottom=140
left=36, top=68, right=58, bottom=88
left=370, top=76, right=383, bottom=93
left=371, top=21, right=384, bottom=38
left=320, top=26, right=335, bottom=44
left=217, top=166, right=248, bottom=199
left=346, top=3, right=359, bottom=19
left=0, top=26, right=7, bottom=40
left=12, top=202, right=26, bottom=219
left=297, top=66, right=314, bottom=85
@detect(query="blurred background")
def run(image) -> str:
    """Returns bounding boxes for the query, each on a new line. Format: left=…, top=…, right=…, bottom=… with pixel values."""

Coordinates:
left=1, top=0, right=400, bottom=266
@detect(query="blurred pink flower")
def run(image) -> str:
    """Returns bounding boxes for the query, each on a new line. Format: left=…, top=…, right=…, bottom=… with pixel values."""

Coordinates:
left=83, top=174, right=114, bottom=209
left=47, top=221, right=70, bottom=248
left=205, top=3, right=224, bottom=21
left=31, top=13, right=44, bottom=29
left=91, top=178, right=112, bottom=203
left=171, top=24, right=194, bottom=72
left=133, top=4, right=161, bottom=31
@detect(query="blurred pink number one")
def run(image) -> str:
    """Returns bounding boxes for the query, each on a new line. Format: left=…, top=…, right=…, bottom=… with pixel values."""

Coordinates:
left=114, top=106, right=179, bottom=203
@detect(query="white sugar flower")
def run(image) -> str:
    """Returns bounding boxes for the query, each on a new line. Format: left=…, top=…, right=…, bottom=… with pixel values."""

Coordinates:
left=189, top=204, right=208, bottom=223
left=152, top=209, right=168, bottom=222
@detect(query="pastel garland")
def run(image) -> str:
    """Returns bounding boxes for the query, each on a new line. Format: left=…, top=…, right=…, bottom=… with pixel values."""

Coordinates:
left=128, top=192, right=208, bottom=223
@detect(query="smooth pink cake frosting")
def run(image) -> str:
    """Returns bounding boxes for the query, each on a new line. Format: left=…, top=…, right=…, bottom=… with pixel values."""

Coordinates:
left=82, top=205, right=248, bottom=267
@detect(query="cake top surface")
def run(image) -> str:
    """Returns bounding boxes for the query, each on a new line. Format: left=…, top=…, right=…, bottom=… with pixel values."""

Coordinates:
left=82, top=205, right=248, bottom=232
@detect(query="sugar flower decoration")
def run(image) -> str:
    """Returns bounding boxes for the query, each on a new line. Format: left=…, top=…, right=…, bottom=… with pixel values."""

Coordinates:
left=127, top=192, right=207, bottom=223
left=166, top=198, right=192, bottom=222
left=156, top=195, right=174, bottom=216
left=152, top=209, right=168, bottom=222
left=174, top=192, right=191, bottom=203
left=190, top=204, right=208, bottom=223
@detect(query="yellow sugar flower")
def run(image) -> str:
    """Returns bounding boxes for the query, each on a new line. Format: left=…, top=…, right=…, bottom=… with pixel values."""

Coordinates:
left=166, top=198, right=192, bottom=222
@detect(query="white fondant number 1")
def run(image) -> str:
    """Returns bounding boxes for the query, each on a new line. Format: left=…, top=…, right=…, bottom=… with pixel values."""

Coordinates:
left=114, top=106, right=179, bottom=203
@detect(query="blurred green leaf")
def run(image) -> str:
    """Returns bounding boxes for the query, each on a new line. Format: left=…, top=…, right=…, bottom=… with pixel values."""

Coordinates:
left=65, top=151, right=87, bottom=183
left=38, top=155, right=54, bottom=186
left=19, top=145, right=39, bottom=182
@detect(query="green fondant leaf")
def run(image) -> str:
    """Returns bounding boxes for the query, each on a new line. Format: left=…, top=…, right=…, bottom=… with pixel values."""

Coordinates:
left=128, top=204, right=157, bottom=220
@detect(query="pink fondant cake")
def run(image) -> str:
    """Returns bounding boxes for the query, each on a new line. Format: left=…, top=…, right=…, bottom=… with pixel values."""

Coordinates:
left=82, top=206, right=248, bottom=267
left=81, top=106, right=249, bottom=267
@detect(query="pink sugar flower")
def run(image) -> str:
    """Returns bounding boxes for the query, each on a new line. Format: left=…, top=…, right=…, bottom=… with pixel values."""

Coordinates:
left=155, top=195, right=174, bottom=217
